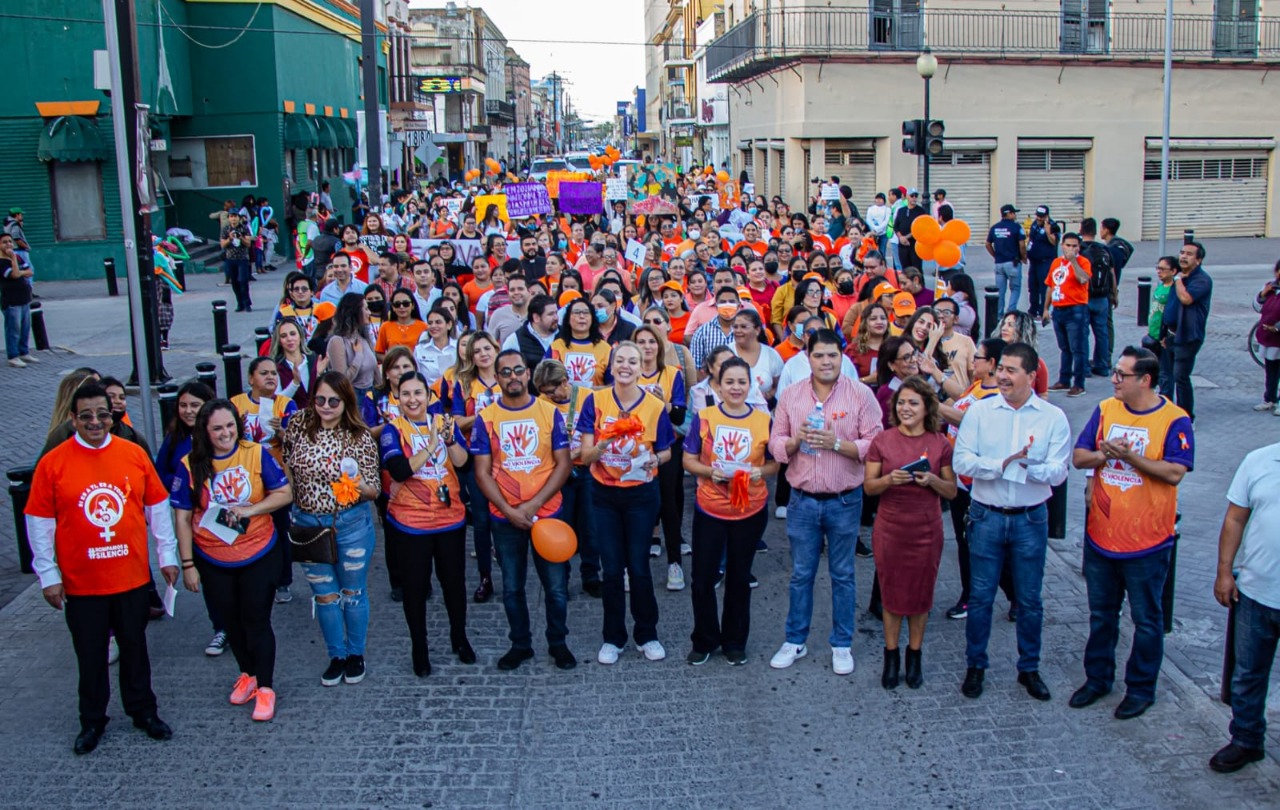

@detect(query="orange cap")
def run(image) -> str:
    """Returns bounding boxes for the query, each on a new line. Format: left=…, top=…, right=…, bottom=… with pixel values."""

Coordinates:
left=558, top=289, right=583, bottom=308
left=659, top=280, right=684, bottom=294
left=313, top=301, right=337, bottom=321
left=892, top=291, right=917, bottom=318
left=871, top=281, right=898, bottom=301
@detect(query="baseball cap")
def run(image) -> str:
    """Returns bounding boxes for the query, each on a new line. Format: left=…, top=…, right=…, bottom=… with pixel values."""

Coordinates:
left=659, top=280, right=684, bottom=295
left=1035, top=205, right=1050, bottom=217
left=8, top=207, right=23, bottom=216
left=313, top=301, right=337, bottom=322
left=736, top=286, right=753, bottom=301
left=892, top=291, right=917, bottom=319
left=907, top=188, right=920, bottom=196
left=896, top=186, right=907, bottom=196
left=872, top=281, right=898, bottom=301
left=1000, top=204, right=1019, bottom=215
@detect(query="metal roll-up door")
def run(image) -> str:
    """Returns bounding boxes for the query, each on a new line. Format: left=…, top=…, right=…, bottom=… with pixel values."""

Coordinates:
left=740, top=148, right=753, bottom=185
left=824, top=142, right=877, bottom=212
left=922, top=151, right=991, bottom=243
left=1142, top=150, right=1269, bottom=239
left=1016, top=149, right=1086, bottom=229
left=778, top=151, right=786, bottom=201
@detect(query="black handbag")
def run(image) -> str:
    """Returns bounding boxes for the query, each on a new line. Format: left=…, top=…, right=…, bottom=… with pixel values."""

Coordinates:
left=288, top=515, right=337, bottom=565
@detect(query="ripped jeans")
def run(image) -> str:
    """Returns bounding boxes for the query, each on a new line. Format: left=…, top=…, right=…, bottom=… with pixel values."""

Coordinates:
left=295, top=503, right=377, bottom=659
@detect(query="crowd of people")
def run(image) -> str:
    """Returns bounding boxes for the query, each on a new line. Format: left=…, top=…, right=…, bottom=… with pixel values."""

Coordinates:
left=20, top=163, right=1279, bottom=777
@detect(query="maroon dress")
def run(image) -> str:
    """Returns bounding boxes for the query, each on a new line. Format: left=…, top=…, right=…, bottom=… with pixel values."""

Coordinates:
left=867, top=427, right=954, bottom=615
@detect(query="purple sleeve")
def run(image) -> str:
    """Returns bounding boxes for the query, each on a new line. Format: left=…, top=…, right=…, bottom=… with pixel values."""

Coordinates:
left=379, top=423, right=404, bottom=461
left=259, top=446, right=289, bottom=491
left=576, top=393, right=597, bottom=436
left=1162, top=416, right=1195, bottom=471
left=450, top=381, right=466, bottom=416
left=168, top=462, right=194, bottom=510
left=671, top=370, right=687, bottom=409
left=682, top=412, right=703, bottom=455
left=470, top=415, right=492, bottom=456
left=551, top=410, right=569, bottom=451
left=1074, top=406, right=1103, bottom=452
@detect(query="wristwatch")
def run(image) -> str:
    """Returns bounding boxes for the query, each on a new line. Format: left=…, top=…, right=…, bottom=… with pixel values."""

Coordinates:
left=832, top=438, right=842, bottom=454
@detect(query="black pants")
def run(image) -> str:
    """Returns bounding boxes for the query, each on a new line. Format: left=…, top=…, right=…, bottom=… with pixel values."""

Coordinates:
left=272, top=507, right=292, bottom=588
left=657, top=443, right=686, bottom=564
left=195, top=544, right=280, bottom=688
left=1170, top=339, right=1203, bottom=421
left=950, top=488, right=1015, bottom=606
left=64, top=583, right=157, bottom=728
left=394, top=524, right=468, bottom=666
left=691, top=507, right=765, bottom=653
left=1264, top=358, right=1280, bottom=404
left=376, top=495, right=404, bottom=591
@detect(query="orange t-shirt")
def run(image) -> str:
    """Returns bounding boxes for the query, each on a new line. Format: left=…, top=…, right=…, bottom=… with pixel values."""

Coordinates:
left=1045, top=256, right=1092, bottom=308
left=776, top=338, right=805, bottom=363
left=740, top=240, right=769, bottom=258
left=26, top=436, right=169, bottom=596
left=462, top=280, right=493, bottom=315
left=376, top=319, right=428, bottom=354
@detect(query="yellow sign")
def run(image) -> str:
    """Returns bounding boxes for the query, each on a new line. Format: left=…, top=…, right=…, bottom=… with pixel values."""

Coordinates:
left=474, top=194, right=509, bottom=223
left=544, top=170, right=593, bottom=198
left=419, top=77, right=464, bottom=94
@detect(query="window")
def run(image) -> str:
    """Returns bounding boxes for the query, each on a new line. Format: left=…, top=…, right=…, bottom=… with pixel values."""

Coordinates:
left=1061, top=0, right=1108, bottom=54
left=869, top=0, right=922, bottom=51
left=1143, top=156, right=1266, bottom=181
left=167, top=135, right=257, bottom=189
left=307, top=149, right=318, bottom=181
left=51, top=161, right=106, bottom=241
left=285, top=149, right=295, bottom=182
left=1214, top=0, right=1258, bottom=57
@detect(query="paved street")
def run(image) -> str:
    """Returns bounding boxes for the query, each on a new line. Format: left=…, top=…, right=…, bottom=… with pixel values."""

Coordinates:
left=1, top=242, right=1279, bottom=806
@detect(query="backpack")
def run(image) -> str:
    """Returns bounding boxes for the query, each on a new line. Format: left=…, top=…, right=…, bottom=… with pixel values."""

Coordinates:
left=1083, top=241, right=1115, bottom=299
left=1108, top=237, right=1135, bottom=273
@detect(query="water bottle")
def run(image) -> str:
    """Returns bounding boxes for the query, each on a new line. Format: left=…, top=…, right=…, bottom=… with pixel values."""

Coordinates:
left=800, top=401, right=825, bottom=456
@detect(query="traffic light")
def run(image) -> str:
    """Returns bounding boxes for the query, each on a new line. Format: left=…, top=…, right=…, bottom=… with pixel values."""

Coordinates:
left=901, top=119, right=924, bottom=155
left=924, top=120, right=945, bottom=157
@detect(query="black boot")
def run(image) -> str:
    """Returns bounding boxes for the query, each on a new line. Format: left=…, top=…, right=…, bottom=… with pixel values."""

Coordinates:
left=904, top=647, right=923, bottom=689
left=412, top=644, right=431, bottom=677
left=881, top=647, right=900, bottom=690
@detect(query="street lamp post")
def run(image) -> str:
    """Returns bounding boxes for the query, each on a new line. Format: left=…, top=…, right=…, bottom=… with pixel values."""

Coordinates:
left=916, top=47, right=938, bottom=203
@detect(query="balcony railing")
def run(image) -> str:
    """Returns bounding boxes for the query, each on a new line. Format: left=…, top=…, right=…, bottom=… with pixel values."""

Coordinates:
left=664, top=38, right=693, bottom=64
left=390, top=76, right=432, bottom=107
left=484, top=99, right=516, bottom=122
left=705, top=8, right=1280, bottom=82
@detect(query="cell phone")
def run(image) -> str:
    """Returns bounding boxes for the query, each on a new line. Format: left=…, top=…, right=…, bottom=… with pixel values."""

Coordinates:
left=215, top=509, right=249, bottom=534
left=899, top=457, right=931, bottom=475
left=436, top=484, right=452, bottom=507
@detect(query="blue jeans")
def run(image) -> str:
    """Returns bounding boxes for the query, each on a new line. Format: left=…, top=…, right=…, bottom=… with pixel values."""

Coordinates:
left=459, top=467, right=493, bottom=578
left=784, top=488, right=862, bottom=648
left=1229, top=591, right=1280, bottom=750
left=592, top=480, right=661, bottom=647
left=965, top=501, right=1048, bottom=672
left=491, top=520, right=569, bottom=650
left=296, top=503, right=377, bottom=659
left=560, top=467, right=599, bottom=585
left=994, top=261, right=1021, bottom=316
left=1027, top=259, right=1052, bottom=316
left=1082, top=543, right=1171, bottom=701
left=1051, top=304, right=1089, bottom=389
left=3, top=304, right=30, bottom=359
left=226, top=259, right=253, bottom=311
left=1087, top=297, right=1112, bottom=375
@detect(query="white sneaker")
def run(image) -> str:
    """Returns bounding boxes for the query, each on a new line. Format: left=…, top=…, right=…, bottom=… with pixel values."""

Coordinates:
left=204, top=630, right=228, bottom=656
left=7, top=358, right=25, bottom=368
left=1273, top=404, right=1280, bottom=417
left=597, top=643, right=621, bottom=665
left=666, top=563, right=685, bottom=591
left=832, top=646, right=855, bottom=675
left=638, top=640, right=666, bottom=661
left=107, top=637, right=119, bottom=665
left=19, top=354, right=39, bottom=364
left=775, top=506, right=787, bottom=519
left=624, top=570, right=630, bottom=593
left=274, top=586, right=293, bottom=604
left=1254, top=402, right=1274, bottom=412
left=769, top=642, right=807, bottom=669
left=649, top=543, right=661, bottom=558
left=680, top=542, right=692, bottom=556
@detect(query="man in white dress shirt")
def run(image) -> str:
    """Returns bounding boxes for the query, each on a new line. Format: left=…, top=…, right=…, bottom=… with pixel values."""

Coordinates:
left=953, top=342, right=1070, bottom=702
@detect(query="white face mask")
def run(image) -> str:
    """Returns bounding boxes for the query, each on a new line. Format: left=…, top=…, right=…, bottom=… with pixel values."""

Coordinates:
left=689, top=229, right=701, bottom=240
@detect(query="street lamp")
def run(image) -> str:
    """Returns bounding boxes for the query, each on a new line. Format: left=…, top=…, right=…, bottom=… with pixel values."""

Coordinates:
left=916, top=47, right=938, bottom=203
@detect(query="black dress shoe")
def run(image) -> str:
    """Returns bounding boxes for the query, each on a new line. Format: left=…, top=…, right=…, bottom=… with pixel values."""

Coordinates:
left=904, top=647, right=923, bottom=689
left=549, top=645, right=577, bottom=670
left=73, top=724, right=106, bottom=755
left=1017, top=671, right=1052, bottom=702
left=1209, top=742, right=1265, bottom=773
left=132, top=714, right=173, bottom=741
left=962, top=667, right=985, bottom=699
left=1114, top=694, right=1153, bottom=720
left=452, top=638, right=477, bottom=665
left=497, top=647, right=534, bottom=671
left=1068, top=684, right=1108, bottom=709
left=412, top=646, right=432, bottom=677
left=881, top=647, right=900, bottom=690
left=582, top=581, right=602, bottom=599
left=473, top=577, right=494, bottom=603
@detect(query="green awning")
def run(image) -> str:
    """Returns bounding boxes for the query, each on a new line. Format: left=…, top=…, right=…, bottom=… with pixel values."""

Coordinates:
left=314, top=117, right=339, bottom=149
left=334, top=117, right=357, bottom=149
left=282, top=114, right=318, bottom=149
left=37, top=115, right=109, bottom=162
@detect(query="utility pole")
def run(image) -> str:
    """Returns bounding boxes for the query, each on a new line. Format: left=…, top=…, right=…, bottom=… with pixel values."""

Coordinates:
left=550, top=72, right=560, bottom=154
left=360, top=0, right=382, bottom=202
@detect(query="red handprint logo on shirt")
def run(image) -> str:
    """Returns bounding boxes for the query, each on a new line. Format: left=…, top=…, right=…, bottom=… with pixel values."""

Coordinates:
left=498, top=419, right=541, bottom=472
left=210, top=466, right=252, bottom=506
left=714, top=426, right=751, bottom=464
left=565, top=353, right=596, bottom=384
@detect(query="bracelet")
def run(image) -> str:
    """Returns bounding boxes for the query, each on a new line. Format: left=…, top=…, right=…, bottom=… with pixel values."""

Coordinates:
left=182, top=562, right=195, bottom=570
left=180, top=558, right=193, bottom=563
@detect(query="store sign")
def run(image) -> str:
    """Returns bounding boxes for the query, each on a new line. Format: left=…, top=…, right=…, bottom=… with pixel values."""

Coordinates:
left=419, top=77, right=464, bottom=94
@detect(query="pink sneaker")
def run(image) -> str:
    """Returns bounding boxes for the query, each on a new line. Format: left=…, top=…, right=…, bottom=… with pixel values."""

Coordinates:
left=229, top=673, right=257, bottom=705
left=252, top=687, right=276, bottom=721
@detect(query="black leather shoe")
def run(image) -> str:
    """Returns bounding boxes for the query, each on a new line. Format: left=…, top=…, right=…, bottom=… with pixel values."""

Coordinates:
left=497, top=647, right=534, bottom=671
left=1114, top=694, right=1153, bottom=720
left=132, top=714, right=173, bottom=741
left=389, top=586, right=404, bottom=603
left=473, top=577, right=494, bottom=603
left=904, top=647, right=923, bottom=689
left=412, top=646, right=431, bottom=678
left=582, top=581, right=602, bottom=599
left=1209, top=742, right=1265, bottom=773
left=1017, top=671, right=1051, bottom=702
left=73, top=724, right=106, bottom=755
left=881, top=648, right=900, bottom=690
left=1068, top=684, right=1108, bottom=709
left=452, top=638, right=477, bottom=665
left=962, top=667, right=984, bottom=698
left=549, top=645, right=578, bottom=670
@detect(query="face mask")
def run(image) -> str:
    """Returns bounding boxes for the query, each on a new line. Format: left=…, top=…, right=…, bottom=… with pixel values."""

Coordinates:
left=747, top=207, right=758, bottom=216
left=764, top=261, right=779, bottom=274
left=688, top=229, right=701, bottom=240
left=367, top=300, right=385, bottom=315
left=791, top=271, right=805, bottom=283
left=837, top=280, right=855, bottom=296
left=558, top=239, right=568, bottom=250
left=717, top=303, right=739, bottom=320
left=594, top=308, right=610, bottom=324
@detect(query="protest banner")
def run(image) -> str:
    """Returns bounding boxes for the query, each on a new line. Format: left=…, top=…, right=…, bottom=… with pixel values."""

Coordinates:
left=559, top=182, right=603, bottom=215
left=474, top=194, right=509, bottom=223
left=605, top=177, right=628, bottom=201
left=505, top=182, right=553, bottom=218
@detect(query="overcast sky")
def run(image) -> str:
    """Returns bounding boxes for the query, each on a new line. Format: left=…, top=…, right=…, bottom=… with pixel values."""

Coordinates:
left=408, top=1, right=646, bottom=122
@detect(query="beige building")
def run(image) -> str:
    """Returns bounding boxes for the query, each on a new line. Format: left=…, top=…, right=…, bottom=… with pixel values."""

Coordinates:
left=706, top=0, right=1280, bottom=241
left=645, top=0, right=723, bottom=164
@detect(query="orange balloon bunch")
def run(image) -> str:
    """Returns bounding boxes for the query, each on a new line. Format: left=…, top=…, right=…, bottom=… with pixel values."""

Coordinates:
left=910, top=216, right=971, bottom=269
left=605, top=145, right=621, bottom=161
left=597, top=414, right=645, bottom=444
left=485, top=158, right=500, bottom=175
left=464, top=168, right=481, bottom=182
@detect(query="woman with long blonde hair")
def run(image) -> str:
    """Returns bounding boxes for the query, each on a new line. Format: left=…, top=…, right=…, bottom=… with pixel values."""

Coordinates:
left=450, top=330, right=501, bottom=603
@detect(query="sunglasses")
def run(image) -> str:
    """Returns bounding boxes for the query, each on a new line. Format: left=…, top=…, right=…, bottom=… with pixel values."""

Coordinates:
left=76, top=410, right=112, bottom=423
left=497, top=366, right=528, bottom=378
left=314, top=396, right=343, bottom=408
left=392, top=300, right=413, bottom=308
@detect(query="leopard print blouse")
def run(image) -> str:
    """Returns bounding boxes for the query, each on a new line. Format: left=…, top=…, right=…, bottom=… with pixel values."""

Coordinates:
left=281, top=413, right=381, bottom=514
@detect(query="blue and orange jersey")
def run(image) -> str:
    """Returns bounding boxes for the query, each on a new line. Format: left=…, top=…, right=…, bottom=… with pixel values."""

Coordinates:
left=1075, top=397, right=1194, bottom=557
left=361, top=391, right=402, bottom=429
left=450, top=375, right=501, bottom=443
left=639, top=366, right=687, bottom=409
left=683, top=404, right=773, bottom=518
left=575, top=387, right=675, bottom=487
left=230, top=393, right=296, bottom=458
left=171, top=441, right=288, bottom=567
left=541, top=385, right=592, bottom=465
left=472, top=397, right=569, bottom=521
left=379, top=415, right=467, bottom=534
left=274, top=303, right=318, bottom=340
left=551, top=338, right=612, bottom=387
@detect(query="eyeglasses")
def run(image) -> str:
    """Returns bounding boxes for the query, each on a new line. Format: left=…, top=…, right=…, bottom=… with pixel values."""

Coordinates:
left=974, top=355, right=990, bottom=362
left=497, top=366, right=528, bottom=378
left=897, top=353, right=918, bottom=363
left=392, top=300, right=413, bottom=308
left=76, top=410, right=112, bottom=423
left=1111, top=368, right=1140, bottom=380
left=936, top=309, right=957, bottom=318
left=314, top=396, right=343, bottom=408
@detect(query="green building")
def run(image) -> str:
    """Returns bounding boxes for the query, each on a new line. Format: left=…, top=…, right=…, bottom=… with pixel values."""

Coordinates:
left=0, top=0, right=387, bottom=280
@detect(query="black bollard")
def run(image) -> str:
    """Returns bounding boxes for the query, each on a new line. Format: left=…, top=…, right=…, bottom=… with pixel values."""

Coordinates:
left=212, top=300, right=229, bottom=356
left=157, top=384, right=179, bottom=428
left=1136, top=276, right=1152, bottom=327
left=1222, top=597, right=1236, bottom=705
left=222, top=344, right=244, bottom=398
left=1162, top=531, right=1179, bottom=634
left=29, top=301, right=49, bottom=351
left=983, top=285, right=999, bottom=339
left=104, top=257, right=119, bottom=297
left=8, top=465, right=36, bottom=574
left=195, top=361, right=219, bottom=397
left=172, top=259, right=186, bottom=291
left=254, top=326, right=272, bottom=355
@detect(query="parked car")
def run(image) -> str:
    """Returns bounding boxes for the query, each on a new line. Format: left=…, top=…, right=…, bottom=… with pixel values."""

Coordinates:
left=529, top=157, right=568, bottom=182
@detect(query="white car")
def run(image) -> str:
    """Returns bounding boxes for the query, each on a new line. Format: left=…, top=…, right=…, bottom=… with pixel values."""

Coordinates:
left=563, top=152, right=594, bottom=173
left=528, top=158, right=568, bottom=182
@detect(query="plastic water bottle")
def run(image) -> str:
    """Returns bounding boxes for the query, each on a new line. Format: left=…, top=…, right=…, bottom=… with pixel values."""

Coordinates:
left=800, top=401, right=825, bottom=455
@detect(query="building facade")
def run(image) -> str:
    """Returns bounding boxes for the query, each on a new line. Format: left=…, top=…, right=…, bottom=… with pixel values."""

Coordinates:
left=706, top=0, right=1280, bottom=241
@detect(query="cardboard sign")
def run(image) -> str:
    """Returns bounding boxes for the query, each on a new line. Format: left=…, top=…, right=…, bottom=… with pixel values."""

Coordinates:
left=545, top=170, right=593, bottom=198
left=605, top=177, right=629, bottom=201
left=559, top=182, right=603, bottom=215
left=821, top=183, right=841, bottom=201
left=443, top=198, right=462, bottom=222
left=474, top=194, right=508, bottom=223
left=624, top=238, right=647, bottom=267
left=505, top=182, right=553, bottom=218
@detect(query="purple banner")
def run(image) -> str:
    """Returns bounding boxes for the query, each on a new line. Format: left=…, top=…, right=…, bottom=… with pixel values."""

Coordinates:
left=558, top=182, right=603, bottom=215
left=504, top=182, right=552, bottom=218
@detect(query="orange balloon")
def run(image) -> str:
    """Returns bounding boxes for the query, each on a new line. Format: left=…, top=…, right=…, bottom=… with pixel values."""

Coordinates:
left=940, top=219, right=971, bottom=245
left=485, top=157, right=500, bottom=170
left=531, top=518, right=577, bottom=563
left=933, top=240, right=962, bottom=268
left=914, top=239, right=935, bottom=261
left=910, top=215, right=942, bottom=245
left=636, top=215, right=646, bottom=228
left=716, top=170, right=730, bottom=183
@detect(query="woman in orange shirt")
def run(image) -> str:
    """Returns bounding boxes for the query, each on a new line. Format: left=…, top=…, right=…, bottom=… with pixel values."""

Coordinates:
left=375, top=290, right=427, bottom=361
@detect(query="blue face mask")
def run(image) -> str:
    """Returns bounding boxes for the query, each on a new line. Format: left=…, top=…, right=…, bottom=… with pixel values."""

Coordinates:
left=558, top=239, right=568, bottom=250
left=594, top=308, right=610, bottom=324
left=748, top=207, right=758, bottom=216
